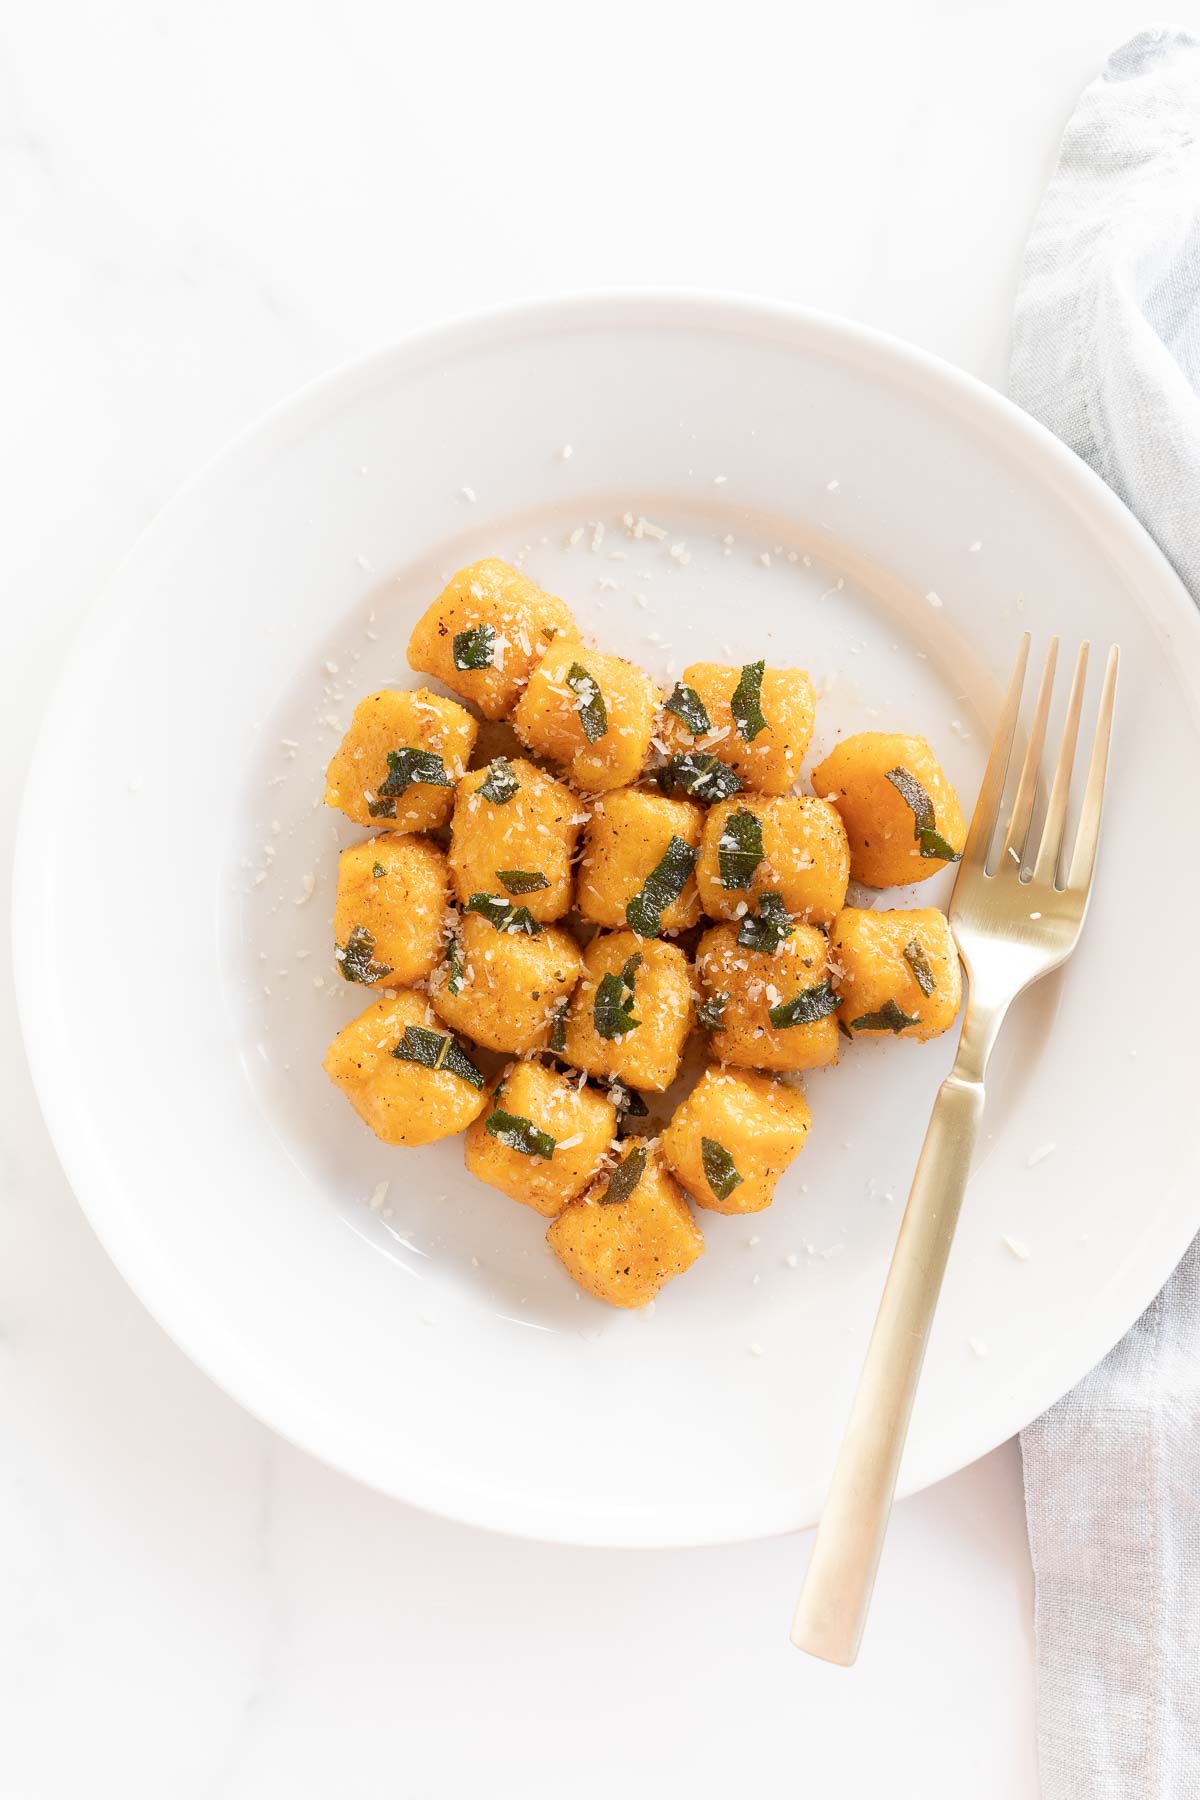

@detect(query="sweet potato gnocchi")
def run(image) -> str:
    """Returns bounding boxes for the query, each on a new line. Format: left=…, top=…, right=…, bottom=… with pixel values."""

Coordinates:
left=448, top=756, right=581, bottom=924
left=429, top=908, right=582, bottom=1055
left=561, top=929, right=694, bottom=1092
left=324, top=990, right=487, bottom=1146
left=512, top=636, right=662, bottom=792
left=318, top=554, right=970, bottom=1308
left=577, top=787, right=704, bottom=934
left=661, top=1067, right=812, bottom=1214
left=547, top=1141, right=704, bottom=1308
left=333, top=834, right=450, bottom=989
left=464, top=1060, right=616, bottom=1217
left=829, top=907, right=962, bottom=1042
left=812, top=732, right=965, bottom=887
left=659, top=661, right=816, bottom=795
left=696, top=917, right=841, bottom=1074
left=695, top=795, right=849, bottom=926
left=407, top=558, right=579, bottom=720
left=325, top=688, right=478, bottom=832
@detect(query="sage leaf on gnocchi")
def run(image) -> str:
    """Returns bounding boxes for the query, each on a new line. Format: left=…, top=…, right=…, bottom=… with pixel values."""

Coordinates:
left=465, top=893, right=544, bottom=935
left=768, top=977, right=841, bottom=1029
left=659, top=751, right=743, bottom=803
left=444, top=932, right=466, bottom=997
left=452, top=624, right=495, bottom=671
left=663, top=682, right=711, bottom=737
left=717, top=808, right=764, bottom=889
left=593, top=952, right=643, bottom=1039
left=484, top=1107, right=557, bottom=1160
left=377, top=747, right=453, bottom=797
left=903, top=939, right=937, bottom=996
left=608, top=1079, right=649, bottom=1136
left=335, top=925, right=394, bottom=986
left=736, top=892, right=793, bottom=954
left=849, top=997, right=921, bottom=1034
left=478, top=757, right=520, bottom=805
left=566, top=662, right=608, bottom=744
left=701, top=1136, right=743, bottom=1201
left=625, top=834, right=698, bottom=938
left=697, top=990, right=729, bottom=1030
left=497, top=868, right=550, bottom=896
left=368, top=747, right=453, bottom=817
left=600, top=1144, right=648, bottom=1205
left=371, top=861, right=386, bottom=879
left=884, top=765, right=963, bottom=863
left=731, top=659, right=768, bottom=742
left=917, top=827, right=962, bottom=862
left=391, top=1023, right=485, bottom=1089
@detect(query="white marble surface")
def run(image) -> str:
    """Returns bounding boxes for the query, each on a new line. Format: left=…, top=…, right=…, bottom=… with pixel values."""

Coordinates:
left=1, top=4, right=1155, bottom=1793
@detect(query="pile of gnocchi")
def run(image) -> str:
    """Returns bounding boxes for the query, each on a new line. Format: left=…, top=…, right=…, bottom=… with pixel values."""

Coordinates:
left=322, top=558, right=967, bottom=1308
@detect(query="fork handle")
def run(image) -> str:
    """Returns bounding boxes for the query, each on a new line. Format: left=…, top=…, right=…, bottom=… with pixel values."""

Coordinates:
left=791, top=1064, right=987, bottom=1665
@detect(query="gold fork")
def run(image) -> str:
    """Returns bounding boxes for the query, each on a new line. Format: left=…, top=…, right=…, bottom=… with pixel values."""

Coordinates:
left=792, top=633, right=1119, bottom=1666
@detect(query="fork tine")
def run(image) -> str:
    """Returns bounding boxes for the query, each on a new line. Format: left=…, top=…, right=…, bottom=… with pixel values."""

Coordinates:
left=1032, top=642, right=1090, bottom=886
left=960, top=632, right=1030, bottom=871
left=1066, top=645, right=1119, bottom=893
left=1001, top=637, right=1058, bottom=866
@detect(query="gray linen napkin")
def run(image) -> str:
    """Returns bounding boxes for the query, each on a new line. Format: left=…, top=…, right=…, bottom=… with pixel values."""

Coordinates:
left=1010, top=28, right=1200, bottom=1799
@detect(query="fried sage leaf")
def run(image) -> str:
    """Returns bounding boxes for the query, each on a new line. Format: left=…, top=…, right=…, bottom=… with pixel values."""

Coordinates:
left=608, top=1080, right=649, bottom=1137
left=849, top=998, right=921, bottom=1034
left=336, top=924, right=393, bottom=985
left=593, top=952, right=642, bottom=1039
left=626, top=834, right=698, bottom=938
left=378, top=747, right=452, bottom=795
left=497, top=868, right=550, bottom=896
left=485, top=1107, right=556, bottom=1159
left=369, top=747, right=452, bottom=816
left=718, top=807, right=765, bottom=889
left=701, top=1137, right=743, bottom=1202
left=658, top=752, right=743, bottom=803
left=697, top=990, right=729, bottom=1030
left=663, top=682, right=711, bottom=737
left=465, top=893, right=543, bottom=935
left=883, top=764, right=934, bottom=827
left=391, top=1023, right=484, bottom=1089
left=884, top=765, right=962, bottom=863
left=768, top=978, right=841, bottom=1029
left=372, top=861, right=386, bottom=878
left=903, top=939, right=937, bottom=997
left=730, top=659, right=768, bottom=742
left=549, top=998, right=569, bottom=1052
left=736, top=892, right=792, bottom=954
left=566, top=662, right=607, bottom=744
left=478, top=757, right=520, bottom=805
left=452, top=624, right=495, bottom=671
left=917, top=826, right=962, bottom=862
left=600, top=1144, right=648, bottom=1205
left=444, top=931, right=466, bottom=997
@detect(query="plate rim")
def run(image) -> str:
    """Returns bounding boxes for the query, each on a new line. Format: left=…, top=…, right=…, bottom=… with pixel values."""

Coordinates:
left=13, top=289, right=1200, bottom=1547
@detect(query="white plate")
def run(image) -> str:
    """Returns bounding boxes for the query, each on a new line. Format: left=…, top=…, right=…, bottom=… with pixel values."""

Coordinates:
left=15, top=294, right=1200, bottom=1547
